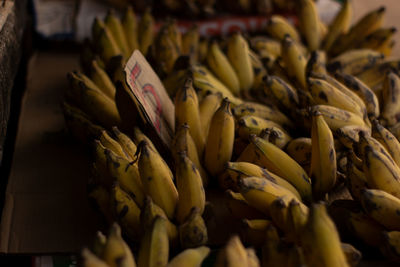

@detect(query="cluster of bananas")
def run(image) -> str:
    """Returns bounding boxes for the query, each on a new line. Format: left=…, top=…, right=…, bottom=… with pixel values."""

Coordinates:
left=65, top=0, right=400, bottom=266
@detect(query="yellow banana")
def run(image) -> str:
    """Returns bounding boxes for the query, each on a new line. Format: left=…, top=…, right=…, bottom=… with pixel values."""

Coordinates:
left=138, top=8, right=154, bottom=56
left=102, top=223, right=137, bottom=267
left=199, top=92, right=222, bottom=138
left=330, top=6, right=386, bottom=55
left=105, top=10, right=131, bottom=58
left=335, top=125, right=371, bottom=149
left=372, top=119, right=400, bottom=168
left=132, top=127, right=157, bottom=153
left=225, top=190, right=265, bottom=220
left=301, top=203, right=349, bottom=267
left=154, top=27, right=180, bottom=75
left=163, top=69, right=190, bottom=97
left=240, top=219, right=271, bottom=247
left=250, top=36, right=281, bottom=61
left=182, top=25, right=199, bottom=61
left=346, top=155, right=368, bottom=202
left=175, top=77, right=205, bottom=156
left=92, top=231, right=107, bottom=256
left=215, top=235, right=248, bottom=267
left=248, top=49, right=268, bottom=90
left=359, top=27, right=397, bottom=50
left=82, top=248, right=110, bottom=267
left=306, top=50, right=327, bottom=77
left=175, top=152, right=206, bottom=224
left=265, top=15, right=301, bottom=42
left=197, top=37, right=209, bottom=63
left=165, top=19, right=182, bottom=54
left=249, top=136, right=312, bottom=201
left=281, top=35, right=307, bottom=89
left=207, top=41, right=240, bottom=96
left=225, top=161, right=301, bottom=199
left=285, top=137, right=312, bottom=172
left=237, top=115, right=289, bottom=140
left=310, top=111, right=337, bottom=199
left=135, top=141, right=178, bottom=219
left=92, top=18, right=122, bottom=63
left=227, top=32, right=254, bottom=92
left=204, top=98, right=235, bottom=176
left=246, top=248, right=261, bottom=267
left=327, top=49, right=385, bottom=76
left=263, top=75, right=300, bottom=112
left=355, top=60, right=400, bottom=91
left=112, top=127, right=136, bottom=160
left=137, top=216, right=169, bottom=267
left=310, top=105, right=366, bottom=131
left=100, top=130, right=126, bottom=159
left=297, top=0, right=320, bottom=51
left=381, top=72, right=400, bottom=127
left=167, top=246, right=210, bottom=267
left=179, top=207, right=208, bottom=249
left=269, top=195, right=291, bottom=232
left=122, top=6, right=139, bottom=53
left=341, top=243, right=362, bottom=267
left=286, top=199, right=309, bottom=244
left=381, top=231, right=400, bottom=261
left=90, top=60, right=116, bottom=100
left=360, top=188, right=400, bottom=230
left=87, top=183, right=113, bottom=224
left=333, top=72, right=380, bottom=119
left=323, top=0, right=352, bottom=51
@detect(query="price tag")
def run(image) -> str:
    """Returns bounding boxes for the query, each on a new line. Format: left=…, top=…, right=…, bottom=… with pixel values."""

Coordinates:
left=124, top=50, right=175, bottom=148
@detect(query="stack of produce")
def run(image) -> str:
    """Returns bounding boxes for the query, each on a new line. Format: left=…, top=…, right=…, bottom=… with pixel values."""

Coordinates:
left=65, top=0, right=400, bottom=265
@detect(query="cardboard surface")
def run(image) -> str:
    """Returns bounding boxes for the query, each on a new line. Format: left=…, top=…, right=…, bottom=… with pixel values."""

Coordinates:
left=0, top=51, right=103, bottom=253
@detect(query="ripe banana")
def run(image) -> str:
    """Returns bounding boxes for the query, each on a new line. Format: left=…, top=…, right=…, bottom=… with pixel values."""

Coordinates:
left=167, top=246, right=210, bottom=267
left=215, top=235, right=248, bottom=267
left=281, top=35, right=307, bottom=89
left=82, top=248, right=110, bottom=267
left=179, top=207, right=208, bottom=249
left=341, top=243, right=362, bottom=267
left=225, top=190, right=265, bottom=220
left=286, top=199, right=309, bottom=244
left=381, top=72, right=400, bottom=127
left=306, top=50, right=327, bottom=77
left=104, top=10, right=131, bottom=58
left=346, top=155, right=368, bottom=202
left=335, top=125, right=371, bottom=149
left=154, top=27, right=180, bottom=75
left=263, top=75, right=300, bottom=112
left=372, top=119, right=400, bottom=168
left=240, top=219, right=271, bottom=247
left=122, top=6, right=139, bottom=53
left=359, top=27, right=397, bottom=50
left=100, top=130, right=126, bottom=159
left=310, top=105, right=366, bottom=131
left=92, top=18, right=122, bottom=63
left=112, top=127, right=136, bottom=160
left=138, top=8, right=154, bottom=56
left=297, top=0, right=320, bottom=51
left=90, top=59, right=116, bottom=100
left=237, top=115, right=288, bottom=140
left=181, top=25, right=199, bottom=61
left=265, top=15, right=300, bottom=42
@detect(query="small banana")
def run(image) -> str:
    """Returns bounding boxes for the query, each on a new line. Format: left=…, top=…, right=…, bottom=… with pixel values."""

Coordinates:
left=82, top=248, right=110, bottom=267
left=285, top=137, right=312, bottom=172
left=359, top=27, right=397, bottom=50
left=207, top=41, right=240, bottom=96
left=132, top=127, right=157, bottom=153
left=179, top=207, right=208, bottom=249
left=137, top=216, right=169, bottom=267
left=90, top=60, right=116, bottom=100
left=92, top=18, right=122, bottom=63
left=154, top=27, right=180, bottom=75
left=310, top=105, right=366, bottom=131
left=198, top=92, right=222, bottom=138
left=227, top=32, right=254, bottom=92
left=122, top=6, right=139, bottom=53
left=286, top=199, right=309, bottom=244
left=297, top=0, right=320, bottom=51
left=381, top=72, right=400, bottom=127
left=135, top=141, right=178, bottom=219
left=138, top=8, right=154, bottom=56
left=310, top=111, right=337, bottom=199
left=281, top=35, right=307, bottom=89
left=301, top=203, right=349, bottom=267
left=263, top=75, right=300, bottom=112
left=346, top=155, right=369, bottom=202
left=381, top=231, right=400, bottom=261
left=182, top=25, right=199, bottom=61
left=215, top=235, right=248, bottom=267
left=204, top=98, right=235, bottom=176
left=87, top=183, right=113, bottom=224
left=225, top=190, right=265, bottom=220
left=100, top=130, right=126, bottom=159
left=104, top=10, right=131, bottom=58
left=335, top=125, right=371, bottom=149
left=322, top=0, right=352, bottom=51
left=167, top=246, right=210, bottom=267
left=306, top=50, right=327, bottom=77
left=341, top=243, right=362, bottom=267
left=237, top=115, right=289, bottom=140
left=240, top=219, right=271, bottom=247
left=360, top=188, right=400, bottom=230
left=372, top=119, right=400, bottom=168
left=265, top=15, right=301, bottom=42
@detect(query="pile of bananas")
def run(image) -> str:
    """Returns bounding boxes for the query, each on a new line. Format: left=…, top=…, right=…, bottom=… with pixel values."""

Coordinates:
left=65, top=0, right=400, bottom=266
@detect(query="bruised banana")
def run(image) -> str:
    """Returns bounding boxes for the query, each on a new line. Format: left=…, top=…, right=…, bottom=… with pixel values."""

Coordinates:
left=263, top=75, right=300, bottom=111
left=112, top=127, right=136, bottom=161
left=346, top=156, right=368, bottom=202
left=167, top=246, right=210, bottom=267
left=265, top=15, right=301, bottom=42
left=335, top=125, right=371, bottom=149
left=381, top=72, right=400, bottom=127
left=135, top=141, right=178, bottom=219
left=100, top=130, right=126, bottom=159
left=227, top=32, right=254, bottom=92
left=310, top=111, right=337, bottom=199
left=372, top=119, right=400, bottom=168
left=179, top=207, right=208, bottom=249
left=237, top=115, right=289, bottom=140
left=297, top=0, right=320, bottom=51
left=286, top=137, right=312, bottom=172
left=359, top=27, right=397, bottom=50
left=281, top=35, right=307, bottom=89
left=306, top=50, right=327, bottom=77
left=204, top=98, right=235, bottom=176
left=310, top=105, right=366, bottom=131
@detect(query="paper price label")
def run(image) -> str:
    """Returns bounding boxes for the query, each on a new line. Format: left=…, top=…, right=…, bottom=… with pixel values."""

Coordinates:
left=124, top=50, right=175, bottom=147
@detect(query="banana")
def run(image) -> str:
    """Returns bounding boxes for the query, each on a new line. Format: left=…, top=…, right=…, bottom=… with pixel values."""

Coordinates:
left=250, top=36, right=281, bottom=61
left=204, top=98, right=235, bottom=176
left=175, top=77, right=205, bottom=156
left=92, top=231, right=107, bottom=256
left=269, top=195, right=291, bottom=232
left=175, top=152, right=206, bottom=224
left=376, top=39, right=396, bottom=57
left=105, top=10, right=131, bottom=58
left=310, top=105, right=366, bottom=131
left=122, top=6, right=139, bottom=53
left=381, top=72, right=400, bottom=127
left=207, top=41, right=240, bottom=96
left=112, top=127, right=136, bottom=160
left=224, top=161, right=301, bottom=199
left=232, top=101, right=293, bottom=129
left=87, top=183, right=113, bottom=224
left=227, top=32, right=254, bottom=92
left=90, top=60, right=116, bottom=100
left=225, top=190, right=265, bottom=220
left=263, top=75, right=300, bottom=112
left=100, top=130, right=126, bottom=159
left=182, top=25, right=199, bottom=61
left=163, top=69, right=190, bottom=97
left=140, top=196, right=179, bottom=248
left=265, top=15, right=300, bottom=42
left=138, top=8, right=154, bottom=56
left=92, top=18, right=122, bottom=63
left=335, top=125, right=371, bottom=149
left=346, top=155, right=369, bottom=202
left=215, top=235, right=248, bottom=267
left=301, top=203, right=349, bottom=267
left=167, top=246, right=210, bottom=267
left=372, top=119, right=400, bottom=168
left=132, top=127, right=157, bottom=153
left=67, top=72, right=121, bottom=129
left=360, top=188, right=400, bottom=230
left=240, top=219, right=271, bottom=247
left=330, top=6, right=386, bottom=56
left=165, top=19, right=182, bottom=54
left=381, top=231, right=400, bottom=261
left=111, top=184, right=141, bottom=241
left=285, top=137, right=312, bottom=171
left=246, top=248, right=261, bottom=267
left=237, top=115, right=289, bottom=140
left=327, top=49, right=385, bottom=76
left=179, top=207, right=208, bottom=249
left=359, top=27, right=397, bottom=50
left=199, top=92, right=222, bottom=139
left=308, top=77, right=366, bottom=120
left=62, top=102, right=104, bottom=143
left=355, top=60, right=400, bottom=91
left=249, top=49, right=268, bottom=90
left=390, top=122, right=400, bottom=141
left=154, top=27, right=180, bottom=75
left=135, top=141, right=178, bottom=219
left=281, top=35, right=307, bottom=89
left=306, top=50, right=327, bottom=77
left=197, top=37, right=209, bottom=63
left=310, top=111, right=337, bottom=199
left=238, top=176, right=302, bottom=216
left=322, top=0, right=352, bottom=51
left=249, top=136, right=312, bottom=201
left=137, top=216, right=169, bottom=267
left=286, top=199, right=309, bottom=244
left=333, top=72, right=380, bottom=119
left=82, top=248, right=110, bottom=267
left=341, top=243, right=362, bottom=267
left=361, top=142, right=400, bottom=199
left=297, top=0, right=320, bottom=51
